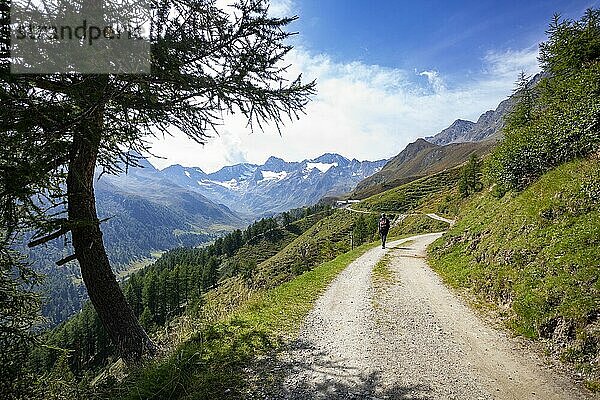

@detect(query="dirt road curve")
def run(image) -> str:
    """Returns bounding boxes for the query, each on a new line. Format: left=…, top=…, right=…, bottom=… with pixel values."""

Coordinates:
left=343, top=205, right=455, bottom=226
left=425, top=213, right=456, bottom=225
left=265, top=233, right=594, bottom=400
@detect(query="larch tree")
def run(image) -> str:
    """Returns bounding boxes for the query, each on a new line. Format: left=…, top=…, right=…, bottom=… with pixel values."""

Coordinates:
left=458, top=153, right=483, bottom=197
left=0, top=0, right=315, bottom=362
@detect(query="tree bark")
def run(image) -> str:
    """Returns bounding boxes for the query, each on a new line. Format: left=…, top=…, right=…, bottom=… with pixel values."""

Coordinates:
left=66, top=80, right=156, bottom=363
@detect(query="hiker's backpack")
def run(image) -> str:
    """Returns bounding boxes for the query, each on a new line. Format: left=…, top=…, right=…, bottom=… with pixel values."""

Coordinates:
left=379, top=218, right=388, bottom=230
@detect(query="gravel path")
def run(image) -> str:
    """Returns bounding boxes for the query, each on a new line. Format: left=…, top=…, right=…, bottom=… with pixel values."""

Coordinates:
left=260, top=233, right=594, bottom=400
left=343, top=205, right=455, bottom=227
left=424, top=213, right=456, bottom=226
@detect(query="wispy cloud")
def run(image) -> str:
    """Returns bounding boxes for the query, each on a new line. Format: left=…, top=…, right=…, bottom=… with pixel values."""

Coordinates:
left=268, top=0, right=294, bottom=17
left=148, top=28, right=542, bottom=173
left=215, top=0, right=293, bottom=19
left=483, top=46, right=541, bottom=79
left=419, top=70, right=446, bottom=93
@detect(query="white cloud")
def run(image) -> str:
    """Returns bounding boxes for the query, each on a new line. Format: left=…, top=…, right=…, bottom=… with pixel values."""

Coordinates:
left=483, top=47, right=541, bottom=80
left=419, top=70, right=446, bottom=93
left=148, top=42, right=542, bottom=173
left=215, top=0, right=294, bottom=20
left=267, top=0, right=294, bottom=17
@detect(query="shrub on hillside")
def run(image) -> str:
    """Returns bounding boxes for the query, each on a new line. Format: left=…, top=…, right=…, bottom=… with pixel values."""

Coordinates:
left=458, top=153, right=483, bottom=197
left=352, top=214, right=378, bottom=246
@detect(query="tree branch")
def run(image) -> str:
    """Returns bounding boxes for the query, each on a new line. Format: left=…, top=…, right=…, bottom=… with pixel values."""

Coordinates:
left=27, top=227, right=70, bottom=248
left=56, top=254, right=77, bottom=266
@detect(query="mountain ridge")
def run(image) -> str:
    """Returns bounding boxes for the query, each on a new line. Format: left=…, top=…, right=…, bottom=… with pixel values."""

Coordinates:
left=161, top=153, right=388, bottom=215
left=352, top=139, right=494, bottom=199
left=350, top=74, right=538, bottom=198
left=426, top=73, right=543, bottom=146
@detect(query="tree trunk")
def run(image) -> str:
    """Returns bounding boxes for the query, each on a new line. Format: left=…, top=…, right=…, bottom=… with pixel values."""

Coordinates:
left=67, top=83, right=156, bottom=363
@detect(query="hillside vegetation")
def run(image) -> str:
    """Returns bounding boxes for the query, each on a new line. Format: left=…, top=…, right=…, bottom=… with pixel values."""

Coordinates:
left=429, top=157, right=600, bottom=383
left=116, top=242, right=380, bottom=400
left=27, top=183, right=449, bottom=398
left=114, top=200, right=449, bottom=398
left=354, top=167, right=461, bottom=215
left=255, top=209, right=365, bottom=287
left=31, top=208, right=330, bottom=377
left=489, top=11, right=600, bottom=192
left=429, top=9, right=600, bottom=388
left=15, top=8, right=600, bottom=399
left=345, top=166, right=463, bottom=237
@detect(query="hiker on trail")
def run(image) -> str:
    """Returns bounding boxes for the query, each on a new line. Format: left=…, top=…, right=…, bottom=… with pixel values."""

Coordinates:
left=379, top=213, right=390, bottom=249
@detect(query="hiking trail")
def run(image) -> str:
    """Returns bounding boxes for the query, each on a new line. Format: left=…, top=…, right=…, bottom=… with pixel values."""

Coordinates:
left=255, top=233, right=594, bottom=399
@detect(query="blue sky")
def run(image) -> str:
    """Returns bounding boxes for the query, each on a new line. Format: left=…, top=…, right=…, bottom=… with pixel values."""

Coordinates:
left=150, top=0, right=598, bottom=172
left=293, top=0, right=595, bottom=79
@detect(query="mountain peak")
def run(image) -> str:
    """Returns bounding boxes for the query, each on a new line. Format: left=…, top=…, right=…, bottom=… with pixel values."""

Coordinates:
left=426, top=74, right=540, bottom=146
left=208, top=163, right=257, bottom=181
left=265, top=155, right=284, bottom=163
left=451, top=118, right=475, bottom=127
left=262, top=156, right=291, bottom=172
left=426, top=119, right=476, bottom=145
left=164, top=163, right=185, bottom=170
left=162, top=164, right=207, bottom=177
left=310, top=153, right=350, bottom=166
left=412, top=137, right=438, bottom=148
left=113, top=152, right=158, bottom=174
left=476, top=110, right=495, bottom=124
left=414, top=137, right=430, bottom=144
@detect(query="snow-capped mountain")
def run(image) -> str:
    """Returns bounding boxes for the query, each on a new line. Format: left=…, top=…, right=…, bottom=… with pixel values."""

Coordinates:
left=162, top=153, right=387, bottom=215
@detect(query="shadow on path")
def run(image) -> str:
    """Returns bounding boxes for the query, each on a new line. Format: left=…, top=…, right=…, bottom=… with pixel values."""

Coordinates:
left=246, top=339, right=432, bottom=400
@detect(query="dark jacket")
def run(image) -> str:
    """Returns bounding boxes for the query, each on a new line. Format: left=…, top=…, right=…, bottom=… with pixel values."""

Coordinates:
left=379, top=217, right=390, bottom=234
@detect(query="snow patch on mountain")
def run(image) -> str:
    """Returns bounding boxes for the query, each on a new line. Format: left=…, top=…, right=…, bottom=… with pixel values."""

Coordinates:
left=306, top=162, right=338, bottom=172
left=210, top=179, right=239, bottom=190
left=260, top=170, right=288, bottom=182
left=160, top=153, right=388, bottom=215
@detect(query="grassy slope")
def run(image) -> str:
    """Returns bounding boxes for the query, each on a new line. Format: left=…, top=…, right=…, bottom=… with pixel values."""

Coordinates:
left=113, top=190, right=452, bottom=398
left=428, top=157, right=600, bottom=385
left=352, top=140, right=493, bottom=199
left=355, top=167, right=460, bottom=214
left=254, top=209, right=361, bottom=287
left=116, top=157, right=600, bottom=396
left=96, top=171, right=472, bottom=399
left=230, top=229, right=298, bottom=265
left=118, top=242, right=380, bottom=399
left=349, top=167, right=463, bottom=236
left=218, top=211, right=333, bottom=281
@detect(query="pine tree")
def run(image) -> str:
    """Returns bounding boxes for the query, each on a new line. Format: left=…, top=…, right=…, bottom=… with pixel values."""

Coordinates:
left=0, top=243, right=43, bottom=398
left=458, top=154, right=483, bottom=197
left=141, top=271, right=159, bottom=323
left=490, top=8, right=600, bottom=191
left=353, top=214, right=376, bottom=245
left=139, top=307, right=154, bottom=332
left=202, top=257, right=219, bottom=289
